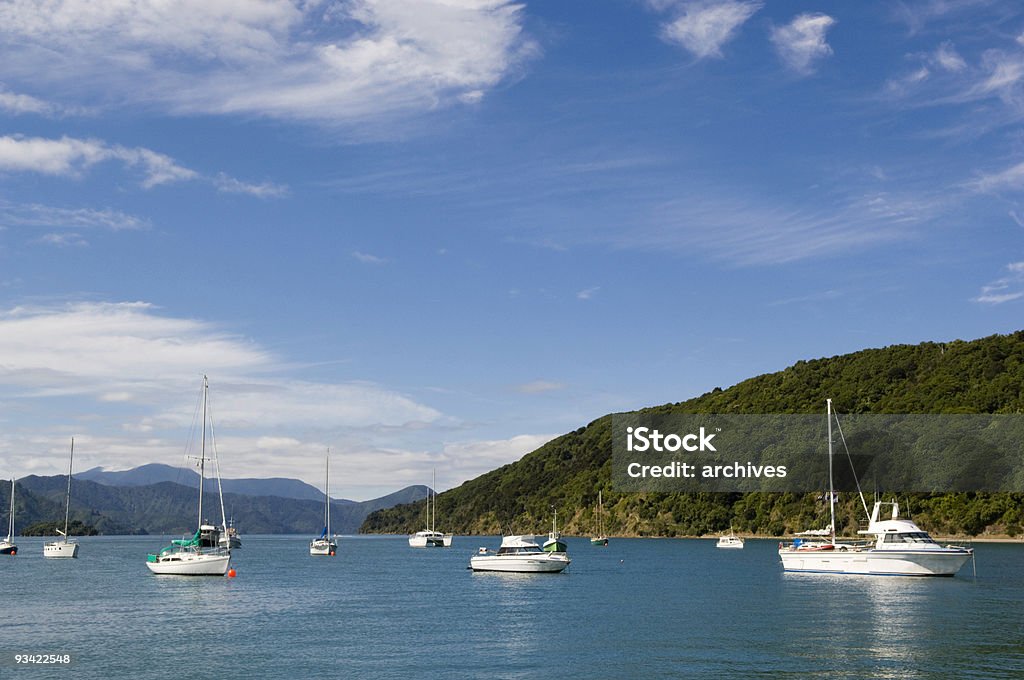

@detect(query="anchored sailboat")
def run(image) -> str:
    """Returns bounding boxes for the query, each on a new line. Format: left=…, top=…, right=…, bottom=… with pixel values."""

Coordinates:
left=590, top=490, right=608, bottom=546
left=778, top=399, right=973, bottom=576
left=310, top=449, right=338, bottom=556
left=1, top=478, right=15, bottom=555
left=408, top=468, right=452, bottom=548
left=146, top=376, right=231, bottom=576
left=44, top=438, right=80, bottom=558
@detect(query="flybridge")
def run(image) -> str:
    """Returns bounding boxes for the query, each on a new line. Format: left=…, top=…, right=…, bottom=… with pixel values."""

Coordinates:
left=625, top=426, right=717, bottom=452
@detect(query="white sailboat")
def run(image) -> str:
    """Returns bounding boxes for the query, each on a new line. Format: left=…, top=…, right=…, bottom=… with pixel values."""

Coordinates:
left=44, top=438, right=80, bottom=558
left=778, top=399, right=973, bottom=576
left=716, top=527, right=744, bottom=549
left=146, top=376, right=231, bottom=576
left=310, top=449, right=338, bottom=556
left=590, top=490, right=608, bottom=546
left=1, top=478, right=16, bottom=555
left=408, top=468, right=453, bottom=548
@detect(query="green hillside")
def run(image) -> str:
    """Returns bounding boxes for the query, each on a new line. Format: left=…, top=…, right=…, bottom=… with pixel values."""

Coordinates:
left=361, top=332, right=1024, bottom=538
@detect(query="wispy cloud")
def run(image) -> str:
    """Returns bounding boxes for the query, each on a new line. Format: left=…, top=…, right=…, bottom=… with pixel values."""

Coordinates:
left=654, top=1, right=762, bottom=59
left=966, top=160, right=1024, bottom=194
left=973, top=261, right=1024, bottom=304
left=600, top=185, right=940, bottom=266
left=35, top=232, right=88, bottom=248
left=0, top=1, right=537, bottom=131
left=0, top=134, right=195, bottom=187
left=770, top=13, right=836, bottom=75
left=0, top=201, right=149, bottom=232
left=514, top=380, right=566, bottom=394
left=0, top=301, right=446, bottom=481
left=0, top=134, right=286, bottom=195
left=352, top=250, right=389, bottom=265
left=0, top=87, right=91, bottom=117
left=576, top=286, right=600, bottom=300
left=213, top=172, right=289, bottom=198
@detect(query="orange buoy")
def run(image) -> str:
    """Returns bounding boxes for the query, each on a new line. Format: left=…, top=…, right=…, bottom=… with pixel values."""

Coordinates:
left=329, top=551, right=335, bottom=556
left=227, top=568, right=237, bottom=578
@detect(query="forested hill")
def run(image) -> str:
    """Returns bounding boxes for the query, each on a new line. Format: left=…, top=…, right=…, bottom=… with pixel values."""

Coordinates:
left=361, top=332, right=1024, bottom=538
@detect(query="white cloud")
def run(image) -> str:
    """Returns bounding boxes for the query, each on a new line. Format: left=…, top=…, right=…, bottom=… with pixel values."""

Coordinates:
left=973, top=262, right=1024, bottom=305
left=0, top=134, right=286, bottom=195
left=0, top=88, right=55, bottom=116
left=514, top=380, right=566, bottom=394
left=0, top=300, right=454, bottom=490
left=576, top=286, right=600, bottom=300
left=0, top=1, right=536, bottom=130
left=213, top=173, right=290, bottom=198
left=439, top=433, right=558, bottom=484
left=0, top=201, right=148, bottom=232
left=0, top=134, right=196, bottom=186
left=770, top=13, right=836, bottom=75
left=599, top=186, right=937, bottom=266
left=934, top=42, right=967, bottom=73
left=967, top=160, right=1024, bottom=193
left=658, top=1, right=762, bottom=59
left=36, top=232, right=87, bottom=247
left=352, top=250, right=388, bottom=265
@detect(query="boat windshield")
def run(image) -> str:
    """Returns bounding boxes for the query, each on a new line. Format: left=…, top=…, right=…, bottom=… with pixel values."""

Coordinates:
left=496, top=546, right=543, bottom=555
left=882, top=532, right=937, bottom=544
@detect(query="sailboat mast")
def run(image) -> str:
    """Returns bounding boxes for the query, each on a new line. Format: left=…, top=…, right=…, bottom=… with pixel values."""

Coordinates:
left=63, top=438, right=74, bottom=538
left=827, top=398, right=836, bottom=545
left=6, top=478, right=13, bottom=541
left=325, top=449, right=331, bottom=536
left=431, top=468, right=436, bottom=533
left=197, top=375, right=207, bottom=532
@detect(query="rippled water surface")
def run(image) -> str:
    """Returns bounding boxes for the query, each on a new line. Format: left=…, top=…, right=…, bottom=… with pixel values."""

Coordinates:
left=4, top=535, right=1022, bottom=678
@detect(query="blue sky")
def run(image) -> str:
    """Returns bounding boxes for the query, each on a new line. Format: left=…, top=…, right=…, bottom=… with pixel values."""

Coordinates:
left=1, top=0, right=1022, bottom=499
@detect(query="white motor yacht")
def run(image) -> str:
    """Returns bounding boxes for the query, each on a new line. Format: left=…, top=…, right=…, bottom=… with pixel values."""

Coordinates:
left=469, top=535, right=571, bottom=573
left=716, top=530, right=744, bottom=549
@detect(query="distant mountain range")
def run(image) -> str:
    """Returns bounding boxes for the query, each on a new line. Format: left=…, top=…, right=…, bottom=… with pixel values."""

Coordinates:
left=7, top=465, right=429, bottom=536
left=78, top=463, right=354, bottom=504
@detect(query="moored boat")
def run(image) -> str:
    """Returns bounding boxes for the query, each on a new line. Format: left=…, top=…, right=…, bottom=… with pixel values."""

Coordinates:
left=716, top=529, right=744, bottom=549
left=590, top=490, right=608, bottom=546
left=542, top=508, right=568, bottom=553
left=43, top=437, right=80, bottom=559
left=310, top=449, right=338, bottom=556
left=408, top=468, right=452, bottom=548
left=1, top=478, right=16, bottom=555
left=470, top=535, right=571, bottom=573
left=778, top=399, right=973, bottom=576
left=146, top=376, right=232, bottom=576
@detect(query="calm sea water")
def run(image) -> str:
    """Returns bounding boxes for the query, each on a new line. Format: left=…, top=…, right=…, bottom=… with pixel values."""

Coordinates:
left=3, top=535, right=1023, bottom=679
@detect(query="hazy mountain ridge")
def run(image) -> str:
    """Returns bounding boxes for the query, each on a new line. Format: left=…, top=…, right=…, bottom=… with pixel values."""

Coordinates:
left=7, top=474, right=429, bottom=536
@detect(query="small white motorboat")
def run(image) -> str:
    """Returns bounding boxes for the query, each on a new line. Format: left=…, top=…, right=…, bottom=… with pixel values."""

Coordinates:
left=469, top=535, right=571, bottom=573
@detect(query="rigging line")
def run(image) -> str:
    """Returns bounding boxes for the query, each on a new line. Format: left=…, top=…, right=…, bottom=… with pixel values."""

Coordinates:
left=831, top=405, right=870, bottom=520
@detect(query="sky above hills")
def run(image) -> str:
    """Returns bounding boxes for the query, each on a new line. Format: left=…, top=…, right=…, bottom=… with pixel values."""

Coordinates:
left=1, top=0, right=1022, bottom=498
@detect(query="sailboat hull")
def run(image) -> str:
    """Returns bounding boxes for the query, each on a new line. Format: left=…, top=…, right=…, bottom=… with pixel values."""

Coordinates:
left=408, top=531, right=452, bottom=547
left=309, top=538, right=338, bottom=556
left=43, top=540, right=79, bottom=558
left=146, top=551, right=230, bottom=575
left=779, top=548, right=971, bottom=576
left=0, top=541, right=16, bottom=555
